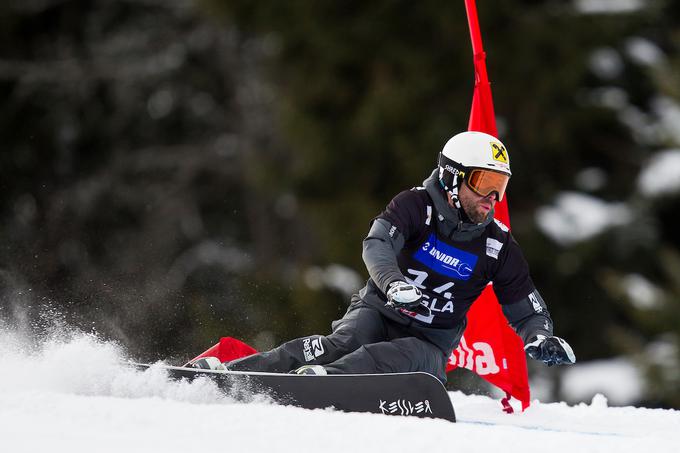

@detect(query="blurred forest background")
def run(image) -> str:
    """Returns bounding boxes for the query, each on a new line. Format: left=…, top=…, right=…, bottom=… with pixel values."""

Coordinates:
left=1, top=0, right=679, bottom=408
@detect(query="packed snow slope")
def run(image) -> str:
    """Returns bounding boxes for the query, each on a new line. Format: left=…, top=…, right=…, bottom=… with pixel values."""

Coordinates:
left=1, top=330, right=678, bottom=453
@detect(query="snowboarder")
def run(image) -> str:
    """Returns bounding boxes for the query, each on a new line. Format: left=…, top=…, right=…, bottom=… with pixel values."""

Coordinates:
left=194, top=131, right=575, bottom=381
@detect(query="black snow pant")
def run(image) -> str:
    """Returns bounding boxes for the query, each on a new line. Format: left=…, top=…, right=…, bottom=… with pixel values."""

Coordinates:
left=226, top=298, right=458, bottom=383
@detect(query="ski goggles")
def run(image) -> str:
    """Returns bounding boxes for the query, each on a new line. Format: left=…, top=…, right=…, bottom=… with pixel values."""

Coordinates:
left=465, top=168, right=510, bottom=201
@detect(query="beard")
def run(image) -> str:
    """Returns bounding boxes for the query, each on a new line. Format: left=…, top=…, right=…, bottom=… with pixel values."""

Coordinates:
left=459, top=196, right=490, bottom=224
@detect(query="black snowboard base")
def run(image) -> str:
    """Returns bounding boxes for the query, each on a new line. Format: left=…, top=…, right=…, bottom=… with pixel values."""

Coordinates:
left=132, top=363, right=456, bottom=422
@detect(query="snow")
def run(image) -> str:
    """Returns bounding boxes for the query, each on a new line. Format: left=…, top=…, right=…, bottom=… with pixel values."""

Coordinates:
left=646, top=338, right=680, bottom=381
left=535, top=192, right=632, bottom=245
left=560, top=357, right=644, bottom=405
left=589, top=47, right=623, bottom=79
left=574, top=167, right=607, bottom=192
left=619, top=103, right=660, bottom=145
left=622, top=273, right=661, bottom=309
left=1, top=330, right=679, bottom=453
left=587, top=86, right=629, bottom=110
left=574, top=0, right=645, bottom=14
left=304, top=264, right=362, bottom=296
left=637, top=149, right=680, bottom=196
left=652, top=97, right=680, bottom=144
left=625, top=37, right=665, bottom=67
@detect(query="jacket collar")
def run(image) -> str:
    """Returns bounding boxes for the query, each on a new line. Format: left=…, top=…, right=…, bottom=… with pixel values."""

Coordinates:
left=422, top=169, right=493, bottom=241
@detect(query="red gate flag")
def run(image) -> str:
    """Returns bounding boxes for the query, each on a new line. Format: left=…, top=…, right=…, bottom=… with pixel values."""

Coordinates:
left=445, top=0, right=530, bottom=412
left=186, top=337, right=257, bottom=366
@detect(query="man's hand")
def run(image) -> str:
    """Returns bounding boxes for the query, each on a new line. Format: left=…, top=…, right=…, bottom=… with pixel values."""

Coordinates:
left=386, top=281, right=422, bottom=309
left=525, top=335, right=576, bottom=366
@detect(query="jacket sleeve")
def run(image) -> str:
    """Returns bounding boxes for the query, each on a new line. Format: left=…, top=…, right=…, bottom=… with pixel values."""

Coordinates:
left=501, top=289, right=554, bottom=344
left=362, top=218, right=405, bottom=294
left=492, top=234, right=554, bottom=344
left=362, top=190, right=425, bottom=295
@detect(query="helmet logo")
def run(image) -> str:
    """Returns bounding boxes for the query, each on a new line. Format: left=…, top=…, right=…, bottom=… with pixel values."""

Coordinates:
left=491, top=142, right=508, bottom=164
left=444, top=164, right=464, bottom=178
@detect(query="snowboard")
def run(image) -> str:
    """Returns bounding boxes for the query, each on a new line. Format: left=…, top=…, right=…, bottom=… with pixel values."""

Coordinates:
left=132, top=363, right=456, bottom=422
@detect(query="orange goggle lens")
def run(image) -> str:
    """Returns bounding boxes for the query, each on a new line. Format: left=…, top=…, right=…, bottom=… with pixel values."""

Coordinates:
left=466, top=169, right=510, bottom=201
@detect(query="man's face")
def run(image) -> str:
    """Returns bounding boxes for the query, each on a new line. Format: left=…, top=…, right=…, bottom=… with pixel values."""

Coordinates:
left=456, top=181, right=497, bottom=224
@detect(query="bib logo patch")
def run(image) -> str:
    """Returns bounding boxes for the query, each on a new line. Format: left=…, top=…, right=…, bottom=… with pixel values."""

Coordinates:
left=486, top=238, right=503, bottom=259
left=413, top=234, right=478, bottom=280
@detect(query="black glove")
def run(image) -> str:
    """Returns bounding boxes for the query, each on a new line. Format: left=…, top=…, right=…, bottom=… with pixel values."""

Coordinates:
left=385, top=281, right=423, bottom=310
left=525, top=335, right=576, bottom=366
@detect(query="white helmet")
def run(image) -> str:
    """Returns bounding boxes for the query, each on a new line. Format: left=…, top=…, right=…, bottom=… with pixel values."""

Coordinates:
left=438, top=131, right=512, bottom=208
